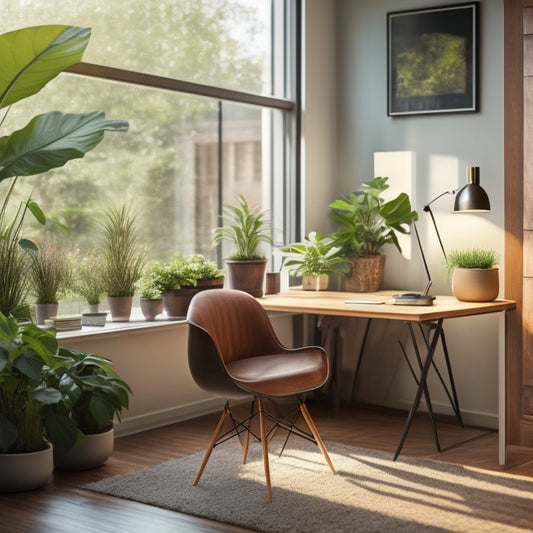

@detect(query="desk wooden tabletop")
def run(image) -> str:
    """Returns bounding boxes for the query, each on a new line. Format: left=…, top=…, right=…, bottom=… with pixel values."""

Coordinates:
left=259, top=289, right=516, bottom=322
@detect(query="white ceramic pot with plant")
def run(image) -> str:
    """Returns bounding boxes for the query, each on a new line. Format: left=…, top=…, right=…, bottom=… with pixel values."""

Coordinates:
left=281, top=232, right=350, bottom=291
left=50, top=348, right=132, bottom=471
left=212, top=194, right=271, bottom=298
left=447, top=248, right=500, bottom=302
left=329, top=177, right=418, bottom=292
left=0, top=314, right=78, bottom=492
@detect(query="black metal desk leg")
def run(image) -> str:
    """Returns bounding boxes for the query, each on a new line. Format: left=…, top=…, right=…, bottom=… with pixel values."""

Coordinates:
left=394, top=318, right=444, bottom=461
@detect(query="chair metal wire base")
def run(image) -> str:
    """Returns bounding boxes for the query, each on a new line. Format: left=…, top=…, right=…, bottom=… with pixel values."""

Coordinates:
left=193, top=396, right=336, bottom=502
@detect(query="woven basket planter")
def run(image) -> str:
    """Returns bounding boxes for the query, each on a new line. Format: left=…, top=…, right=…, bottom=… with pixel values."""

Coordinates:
left=344, top=255, right=386, bottom=292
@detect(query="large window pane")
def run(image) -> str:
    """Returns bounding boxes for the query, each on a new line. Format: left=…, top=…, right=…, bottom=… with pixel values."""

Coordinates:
left=2, top=75, right=282, bottom=263
left=2, top=0, right=277, bottom=97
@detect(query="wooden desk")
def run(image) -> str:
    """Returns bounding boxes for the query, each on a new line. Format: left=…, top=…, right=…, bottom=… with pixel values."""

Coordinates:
left=260, top=290, right=516, bottom=464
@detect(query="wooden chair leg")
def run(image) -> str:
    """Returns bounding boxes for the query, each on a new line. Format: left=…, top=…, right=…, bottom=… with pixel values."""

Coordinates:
left=258, top=396, right=272, bottom=503
left=299, top=402, right=336, bottom=475
left=193, top=403, right=230, bottom=485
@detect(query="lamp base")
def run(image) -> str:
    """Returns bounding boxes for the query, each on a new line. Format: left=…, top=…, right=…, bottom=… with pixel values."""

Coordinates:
left=392, top=293, right=435, bottom=306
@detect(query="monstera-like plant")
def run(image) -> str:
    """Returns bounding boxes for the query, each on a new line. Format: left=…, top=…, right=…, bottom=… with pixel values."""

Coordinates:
left=0, top=25, right=128, bottom=317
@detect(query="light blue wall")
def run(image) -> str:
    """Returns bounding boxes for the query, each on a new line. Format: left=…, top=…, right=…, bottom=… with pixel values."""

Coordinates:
left=335, top=0, right=505, bottom=294
left=303, top=0, right=505, bottom=427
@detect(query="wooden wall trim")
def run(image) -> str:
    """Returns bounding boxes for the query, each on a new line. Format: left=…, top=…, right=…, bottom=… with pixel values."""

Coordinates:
left=505, top=0, right=525, bottom=444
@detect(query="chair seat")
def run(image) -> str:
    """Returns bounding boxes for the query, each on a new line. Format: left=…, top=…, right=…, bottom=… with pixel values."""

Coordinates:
left=226, top=348, right=328, bottom=396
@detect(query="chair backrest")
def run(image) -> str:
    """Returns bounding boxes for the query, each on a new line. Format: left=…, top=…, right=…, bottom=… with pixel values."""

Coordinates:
left=186, top=289, right=284, bottom=397
left=187, top=289, right=284, bottom=363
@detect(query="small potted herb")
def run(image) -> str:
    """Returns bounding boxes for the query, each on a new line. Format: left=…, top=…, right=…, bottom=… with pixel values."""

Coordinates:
left=100, top=205, right=147, bottom=322
left=446, top=248, right=500, bottom=302
left=147, top=254, right=224, bottom=318
left=26, top=234, right=72, bottom=324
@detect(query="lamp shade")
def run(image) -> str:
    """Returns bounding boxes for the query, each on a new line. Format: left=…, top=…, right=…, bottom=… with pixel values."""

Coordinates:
left=453, top=166, right=490, bottom=212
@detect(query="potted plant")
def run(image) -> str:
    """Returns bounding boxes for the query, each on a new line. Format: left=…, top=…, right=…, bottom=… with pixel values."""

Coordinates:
left=0, top=25, right=128, bottom=318
left=100, top=205, right=146, bottom=322
left=329, top=177, right=418, bottom=292
left=212, top=194, right=272, bottom=297
left=27, top=235, right=73, bottom=325
left=281, top=232, right=350, bottom=291
left=138, top=264, right=163, bottom=321
left=446, top=248, right=500, bottom=302
left=146, top=254, right=224, bottom=318
left=49, top=348, right=132, bottom=471
left=0, top=313, right=77, bottom=491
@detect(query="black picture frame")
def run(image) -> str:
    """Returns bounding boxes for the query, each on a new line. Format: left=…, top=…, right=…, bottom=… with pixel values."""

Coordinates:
left=387, top=2, right=479, bottom=116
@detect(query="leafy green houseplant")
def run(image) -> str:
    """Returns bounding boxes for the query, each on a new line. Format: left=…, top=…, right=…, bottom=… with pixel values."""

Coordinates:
left=145, top=254, right=224, bottom=318
left=446, top=248, right=500, bottom=302
left=281, top=232, right=350, bottom=291
left=212, top=194, right=272, bottom=297
left=329, top=177, right=418, bottom=292
left=0, top=313, right=78, bottom=490
left=101, top=205, right=146, bottom=321
left=48, top=348, right=131, bottom=471
left=0, top=25, right=128, bottom=318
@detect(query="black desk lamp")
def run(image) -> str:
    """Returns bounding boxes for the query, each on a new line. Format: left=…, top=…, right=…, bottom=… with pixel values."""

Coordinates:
left=423, top=166, right=490, bottom=261
left=393, top=166, right=490, bottom=306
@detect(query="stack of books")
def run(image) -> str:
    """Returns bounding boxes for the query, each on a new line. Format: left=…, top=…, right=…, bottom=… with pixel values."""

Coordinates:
left=44, top=315, right=83, bottom=331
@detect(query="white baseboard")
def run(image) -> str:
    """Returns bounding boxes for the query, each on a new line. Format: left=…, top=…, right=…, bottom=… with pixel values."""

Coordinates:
left=114, top=397, right=227, bottom=438
left=392, top=398, right=498, bottom=430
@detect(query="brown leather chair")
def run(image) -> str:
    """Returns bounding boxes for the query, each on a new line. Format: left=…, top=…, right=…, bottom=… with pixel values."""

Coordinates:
left=186, top=288, right=336, bottom=502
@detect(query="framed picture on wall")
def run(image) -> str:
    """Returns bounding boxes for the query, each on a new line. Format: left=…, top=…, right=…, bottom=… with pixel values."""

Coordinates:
left=387, top=2, right=479, bottom=116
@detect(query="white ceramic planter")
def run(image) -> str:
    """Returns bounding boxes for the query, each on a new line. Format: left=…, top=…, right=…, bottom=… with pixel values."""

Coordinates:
left=302, top=274, right=329, bottom=291
left=0, top=445, right=53, bottom=492
left=54, top=428, right=114, bottom=471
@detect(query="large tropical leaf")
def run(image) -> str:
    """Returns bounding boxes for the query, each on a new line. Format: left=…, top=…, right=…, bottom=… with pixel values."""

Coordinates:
left=0, top=25, right=91, bottom=109
left=0, top=111, right=129, bottom=182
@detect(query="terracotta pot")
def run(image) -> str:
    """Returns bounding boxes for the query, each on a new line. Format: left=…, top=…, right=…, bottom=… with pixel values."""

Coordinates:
left=34, top=303, right=59, bottom=325
left=107, top=296, right=133, bottom=322
left=140, top=298, right=163, bottom=321
left=302, top=274, right=329, bottom=291
left=225, top=259, right=267, bottom=298
left=54, top=428, right=114, bottom=471
left=0, top=445, right=53, bottom=492
left=163, top=289, right=199, bottom=318
left=344, top=255, right=386, bottom=292
left=452, top=268, right=499, bottom=302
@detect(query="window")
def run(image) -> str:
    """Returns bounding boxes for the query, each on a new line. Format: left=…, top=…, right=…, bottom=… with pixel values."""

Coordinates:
left=2, top=0, right=299, bottom=279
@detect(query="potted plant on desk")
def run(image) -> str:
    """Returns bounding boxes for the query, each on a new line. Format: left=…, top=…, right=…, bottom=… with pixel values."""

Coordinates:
left=329, top=177, right=418, bottom=292
left=446, top=247, right=499, bottom=302
left=212, top=194, right=272, bottom=297
left=281, top=232, right=350, bottom=290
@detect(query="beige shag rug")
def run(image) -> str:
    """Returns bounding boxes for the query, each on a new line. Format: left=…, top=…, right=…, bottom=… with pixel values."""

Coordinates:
left=83, top=440, right=533, bottom=532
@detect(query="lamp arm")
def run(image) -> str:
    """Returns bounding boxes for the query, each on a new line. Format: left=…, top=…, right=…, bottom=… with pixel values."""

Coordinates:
left=423, top=205, right=448, bottom=261
left=422, top=189, right=458, bottom=211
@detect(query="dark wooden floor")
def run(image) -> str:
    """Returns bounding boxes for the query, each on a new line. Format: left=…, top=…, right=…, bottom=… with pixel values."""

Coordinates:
left=3, top=401, right=533, bottom=533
